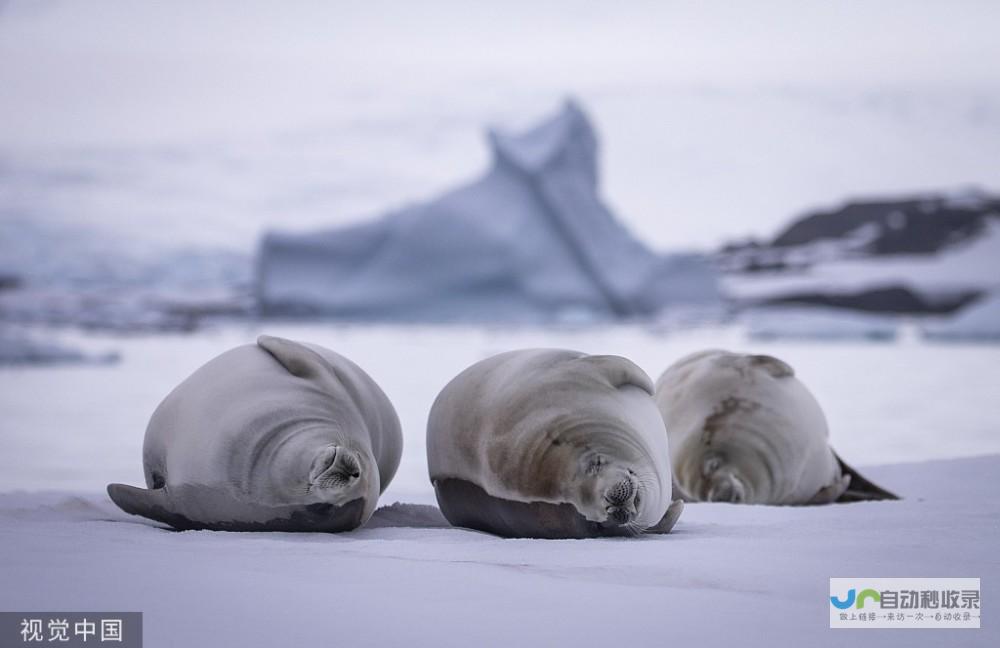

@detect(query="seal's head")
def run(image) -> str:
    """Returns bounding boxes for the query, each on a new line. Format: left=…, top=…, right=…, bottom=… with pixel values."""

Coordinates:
left=500, top=411, right=668, bottom=533
left=569, top=440, right=665, bottom=531
left=461, top=423, right=670, bottom=538
left=678, top=449, right=752, bottom=503
left=483, top=353, right=672, bottom=534
left=234, top=432, right=381, bottom=531
left=669, top=396, right=788, bottom=505
left=662, top=350, right=825, bottom=505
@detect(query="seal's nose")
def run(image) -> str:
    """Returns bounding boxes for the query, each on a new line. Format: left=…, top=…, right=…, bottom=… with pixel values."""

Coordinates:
left=604, top=475, right=638, bottom=525
left=605, top=476, right=636, bottom=506
left=706, top=473, right=745, bottom=503
left=310, top=446, right=362, bottom=488
left=330, top=450, right=362, bottom=481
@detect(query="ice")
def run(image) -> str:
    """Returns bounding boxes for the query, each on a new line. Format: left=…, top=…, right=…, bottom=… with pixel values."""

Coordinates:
left=0, top=217, right=252, bottom=333
left=257, top=101, right=718, bottom=322
left=0, top=328, right=119, bottom=366
left=743, top=306, right=900, bottom=341
left=923, top=291, right=1000, bottom=341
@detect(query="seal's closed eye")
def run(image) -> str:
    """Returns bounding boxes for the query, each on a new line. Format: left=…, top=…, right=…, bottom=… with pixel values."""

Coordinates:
left=585, top=454, right=607, bottom=475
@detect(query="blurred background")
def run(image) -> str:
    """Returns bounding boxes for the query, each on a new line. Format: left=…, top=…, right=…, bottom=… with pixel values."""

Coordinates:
left=1, top=1, right=998, bottom=500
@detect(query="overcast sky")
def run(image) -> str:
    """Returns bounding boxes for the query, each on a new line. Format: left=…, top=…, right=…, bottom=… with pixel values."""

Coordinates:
left=2, top=1, right=999, bottom=250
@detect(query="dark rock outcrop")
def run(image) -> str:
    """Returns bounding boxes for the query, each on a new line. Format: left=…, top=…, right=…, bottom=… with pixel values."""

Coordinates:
left=772, top=192, right=1000, bottom=254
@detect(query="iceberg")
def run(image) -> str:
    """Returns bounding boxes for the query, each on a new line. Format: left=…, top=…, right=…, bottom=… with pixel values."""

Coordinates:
left=256, top=101, right=718, bottom=322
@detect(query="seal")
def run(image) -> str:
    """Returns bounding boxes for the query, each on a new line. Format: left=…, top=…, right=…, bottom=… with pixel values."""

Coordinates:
left=654, top=349, right=898, bottom=504
left=107, top=335, right=402, bottom=531
left=427, top=349, right=684, bottom=538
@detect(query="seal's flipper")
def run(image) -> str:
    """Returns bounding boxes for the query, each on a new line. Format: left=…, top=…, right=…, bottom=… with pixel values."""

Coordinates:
left=257, top=335, right=333, bottom=380
left=746, top=354, right=794, bottom=378
left=108, top=483, right=369, bottom=532
left=581, top=355, right=654, bottom=394
left=257, top=335, right=354, bottom=403
left=107, top=483, right=187, bottom=528
left=832, top=451, right=900, bottom=502
left=672, top=476, right=695, bottom=503
left=647, top=499, right=684, bottom=534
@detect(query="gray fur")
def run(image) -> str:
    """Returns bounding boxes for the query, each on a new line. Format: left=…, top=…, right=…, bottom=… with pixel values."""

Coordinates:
left=108, top=335, right=402, bottom=531
left=427, top=348, right=682, bottom=537
left=655, top=349, right=898, bottom=505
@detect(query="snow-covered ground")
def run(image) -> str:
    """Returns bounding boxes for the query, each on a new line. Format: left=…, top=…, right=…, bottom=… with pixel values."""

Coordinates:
left=0, top=325, right=998, bottom=646
left=0, top=449, right=995, bottom=647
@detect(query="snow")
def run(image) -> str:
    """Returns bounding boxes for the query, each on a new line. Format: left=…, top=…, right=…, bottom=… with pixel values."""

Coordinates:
left=257, top=102, right=718, bottom=321
left=1, top=324, right=998, bottom=645
left=0, top=457, right=995, bottom=647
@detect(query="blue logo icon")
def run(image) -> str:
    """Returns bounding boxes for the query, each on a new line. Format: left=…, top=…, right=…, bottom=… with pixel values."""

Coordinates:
left=831, top=588, right=881, bottom=609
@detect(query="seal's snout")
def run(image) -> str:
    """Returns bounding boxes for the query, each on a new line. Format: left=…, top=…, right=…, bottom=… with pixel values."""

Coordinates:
left=606, top=476, right=635, bottom=505
left=706, top=472, right=745, bottom=503
left=309, top=445, right=363, bottom=489
left=604, top=475, right=638, bottom=525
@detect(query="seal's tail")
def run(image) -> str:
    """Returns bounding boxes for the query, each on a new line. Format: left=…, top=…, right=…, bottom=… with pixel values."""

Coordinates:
left=832, top=453, right=900, bottom=501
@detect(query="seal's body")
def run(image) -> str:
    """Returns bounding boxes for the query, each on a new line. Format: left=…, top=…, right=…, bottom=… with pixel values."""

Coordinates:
left=428, top=349, right=683, bottom=538
left=655, top=350, right=897, bottom=505
left=108, top=335, right=402, bottom=531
